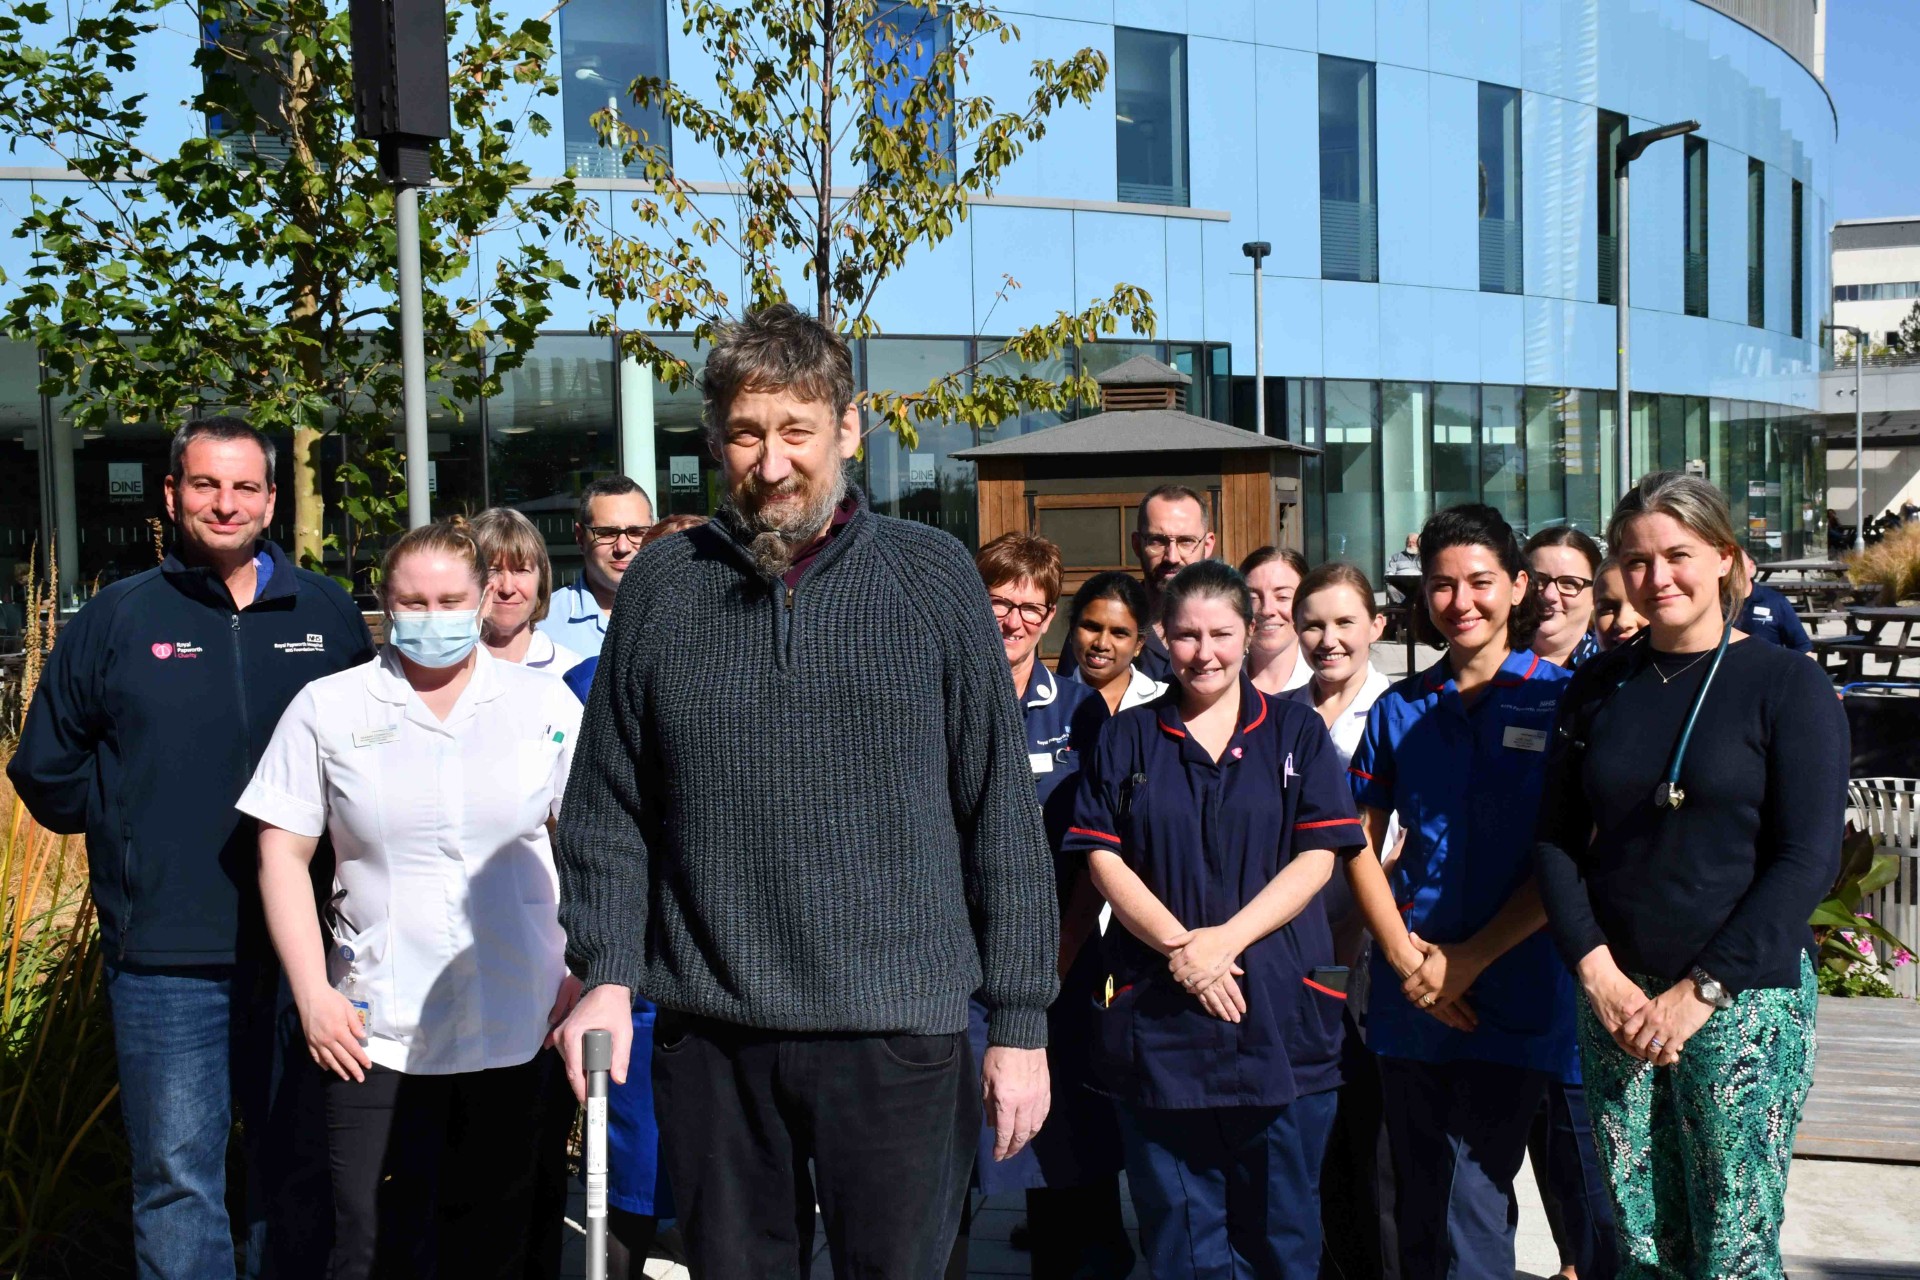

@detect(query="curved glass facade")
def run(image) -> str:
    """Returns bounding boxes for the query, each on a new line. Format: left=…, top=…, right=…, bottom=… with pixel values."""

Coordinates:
left=0, top=0, right=1836, bottom=595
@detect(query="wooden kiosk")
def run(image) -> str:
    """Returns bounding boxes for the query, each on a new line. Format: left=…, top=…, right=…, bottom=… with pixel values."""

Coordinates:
left=954, top=356, right=1318, bottom=655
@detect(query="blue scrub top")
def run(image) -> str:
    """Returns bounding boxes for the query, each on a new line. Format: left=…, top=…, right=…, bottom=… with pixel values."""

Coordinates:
left=1348, top=650, right=1580, bottom=1080
left=1022, top=662, right=1109, bottom=856
left=1064, top=677, right=1365, bottom=1110
left=1736, top=583, right=1814, bottom=653
left=537, top=576, right=611, bottom=659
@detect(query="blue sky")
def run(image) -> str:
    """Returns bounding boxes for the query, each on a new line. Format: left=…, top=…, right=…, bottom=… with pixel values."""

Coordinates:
left=1827, top=0, right=1920, bottom=220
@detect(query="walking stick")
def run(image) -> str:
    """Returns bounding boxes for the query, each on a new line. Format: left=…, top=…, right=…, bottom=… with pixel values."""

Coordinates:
left=583, top=1028, right=612, bottom=1280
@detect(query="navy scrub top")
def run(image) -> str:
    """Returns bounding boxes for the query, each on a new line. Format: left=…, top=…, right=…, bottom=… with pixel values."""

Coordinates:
left=1348, top=650, right=1580, bottom=1080
left=1736, top=583, right=1814, bottom=653
left=1064, top=676, right=1365, bottom=1111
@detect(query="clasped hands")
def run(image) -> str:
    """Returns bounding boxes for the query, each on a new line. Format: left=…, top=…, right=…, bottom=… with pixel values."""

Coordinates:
left=1165, top=925, right=1247, bottom=1023
left=1578, top=949, right=1712, bottom=1067
left=1392, top=932, right=1484, bottom=1032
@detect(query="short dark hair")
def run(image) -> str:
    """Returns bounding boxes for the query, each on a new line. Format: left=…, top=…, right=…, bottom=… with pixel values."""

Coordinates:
left=1523, top=525, right=1603, bottom=575
left=575, top=475, right=652, bottom=530
left=1238, top=545, right=1309, bottom=580
left=1068, top=570, right=1152, bottom=634
left=170, top=415, right=275, bottom=489
left=701, top=303, right=856, bottom=447
left=1415, top=503, right=1545, bottom=651
left=1159, top=559, right=1252, bottom=629
left=1137, top=484, right=1211, bottom=533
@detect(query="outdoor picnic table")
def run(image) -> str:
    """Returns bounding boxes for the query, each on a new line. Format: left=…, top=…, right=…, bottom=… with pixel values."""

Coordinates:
left=1812, top=604, right=1920, bottom=684
left=1754, top=557, right=1850, bottom=580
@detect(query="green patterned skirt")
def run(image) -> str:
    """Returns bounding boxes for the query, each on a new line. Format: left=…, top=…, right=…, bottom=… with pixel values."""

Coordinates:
left=1576, top=954, right=1817, bottom=1280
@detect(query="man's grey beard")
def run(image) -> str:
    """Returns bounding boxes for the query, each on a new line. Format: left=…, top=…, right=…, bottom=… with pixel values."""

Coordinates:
left=723, top=462, right=848, bottom=578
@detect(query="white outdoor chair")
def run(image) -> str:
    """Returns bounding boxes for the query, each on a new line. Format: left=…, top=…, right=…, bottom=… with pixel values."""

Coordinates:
left=1847, top=777, right=1920, bottom=998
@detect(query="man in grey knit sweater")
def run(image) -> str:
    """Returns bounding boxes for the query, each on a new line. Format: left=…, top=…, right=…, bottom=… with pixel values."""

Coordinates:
left=554, top=304, right=1060, bottom=1278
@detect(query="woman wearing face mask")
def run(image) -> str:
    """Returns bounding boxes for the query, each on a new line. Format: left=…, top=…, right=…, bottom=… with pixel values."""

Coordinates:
left=240, top=519, right=584, bottom=1279
left=1536, top=474, right=1844, bottom=1280
left=1345, top=505, right=1581, bottom=1280
left=1241, top=546, right=1314, bottom=695
left=1065, top=560, right=1365, bottom=1278
left=1064, top=570, right=1168, bottom=715
left=1525, top=528, right=1603, bottom=670
left=472, top=506, right=582, bottom=676
left=1591, top=561, right=1647, bottom=652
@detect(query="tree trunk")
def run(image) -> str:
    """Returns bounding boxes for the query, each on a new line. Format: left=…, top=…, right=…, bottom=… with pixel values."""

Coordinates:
left=816, top=0, right=836, bottom=326
left=291, top=424, right=324, bottom=565
left=284, top=38, right=328, bottom=569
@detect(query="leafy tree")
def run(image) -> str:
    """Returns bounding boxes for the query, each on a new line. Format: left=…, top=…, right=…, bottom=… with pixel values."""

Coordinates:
left=0, top=0, right=588, bottom=580
left=582, top=0, right=1157, bottom=444
left=1891, top=300, right=1920, bottom=357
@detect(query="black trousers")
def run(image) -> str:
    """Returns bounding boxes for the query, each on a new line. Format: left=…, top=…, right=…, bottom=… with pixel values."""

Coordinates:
left=653, top=1013, right=978, bottom=1279
left=324, top=1053, right=552, bottom=1280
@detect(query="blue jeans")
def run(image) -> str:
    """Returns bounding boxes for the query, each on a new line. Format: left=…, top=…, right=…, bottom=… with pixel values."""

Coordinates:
left=106, top=961, right=326, bottom=1280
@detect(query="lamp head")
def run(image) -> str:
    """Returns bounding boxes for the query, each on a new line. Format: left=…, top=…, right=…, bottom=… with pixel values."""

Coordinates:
left=1618, top=120, right=1699, bottom=167
left=1241, top=241, right=1271, bottom=263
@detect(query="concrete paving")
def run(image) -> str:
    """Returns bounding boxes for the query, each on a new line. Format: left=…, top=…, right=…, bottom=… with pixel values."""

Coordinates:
left=561, top=1151, right=1920, bottom=1277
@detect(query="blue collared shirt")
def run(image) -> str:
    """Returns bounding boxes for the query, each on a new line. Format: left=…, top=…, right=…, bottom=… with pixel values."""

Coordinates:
left=1065, top=677, right=1364, bottom=1109
left=537, top=576, right=611, bottom=659
left=1349, top=650, right=1580, bottom=1080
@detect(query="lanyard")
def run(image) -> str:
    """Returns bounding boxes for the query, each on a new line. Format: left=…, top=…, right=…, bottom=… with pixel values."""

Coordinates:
left=1652, top=613, right=1735, bottom=810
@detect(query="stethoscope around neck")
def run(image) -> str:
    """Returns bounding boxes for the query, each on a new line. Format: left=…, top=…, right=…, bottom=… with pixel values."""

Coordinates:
left=1649, top=611, right=1736, bottom=810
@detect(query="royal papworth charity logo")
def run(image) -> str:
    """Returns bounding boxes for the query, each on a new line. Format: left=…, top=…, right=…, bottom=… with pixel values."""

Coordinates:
left=151, top=642, right=174, bottom=660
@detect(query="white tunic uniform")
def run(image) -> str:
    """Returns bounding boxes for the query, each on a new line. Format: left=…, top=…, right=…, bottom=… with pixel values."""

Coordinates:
left=521, top=629, right=584, bottom=677
left=238, top=647, right=582, bottom=1075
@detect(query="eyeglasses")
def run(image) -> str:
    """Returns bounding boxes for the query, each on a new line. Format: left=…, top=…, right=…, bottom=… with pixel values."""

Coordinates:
left=989, top=597, right=1052, bottom=627
left=1140, top=534, right=1204, bottom=555
left=586, top=525, right=653, bottom=547
left=1536, top=574, right=1594, bottom=596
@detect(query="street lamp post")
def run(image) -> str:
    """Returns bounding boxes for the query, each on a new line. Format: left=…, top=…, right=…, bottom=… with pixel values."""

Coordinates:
left=1242, top=241, right=1271, bottom=436
left=1613, top=120, right=1699, bottom=496
left=1823, top=322, right=1868, bottom=552
left=349, top=0, right=452, bottom=529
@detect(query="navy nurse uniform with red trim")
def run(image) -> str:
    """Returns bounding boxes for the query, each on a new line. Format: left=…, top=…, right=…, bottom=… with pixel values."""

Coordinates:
left=1347, top=650, right=1578, bottom=1280
left=1063, top=677, right=1365, bottom=1279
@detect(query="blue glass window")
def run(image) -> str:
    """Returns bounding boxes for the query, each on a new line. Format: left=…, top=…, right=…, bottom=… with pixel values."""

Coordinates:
left=561, top=0, right=672, bottom=179
left=1115, top=28, right=1188, bottom=207
left=1478, top=84, right=1523, bottom=295
left=1321, top=57, right=1378, bottom=283
left=869, top=3, right=955, bottom=182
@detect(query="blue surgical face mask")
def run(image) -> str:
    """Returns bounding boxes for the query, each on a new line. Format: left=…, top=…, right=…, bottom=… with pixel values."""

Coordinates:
left=387, top=609, right=481, bottom=669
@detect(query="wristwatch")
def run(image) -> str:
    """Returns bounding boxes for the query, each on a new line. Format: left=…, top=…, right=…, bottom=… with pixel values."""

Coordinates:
left=1690, top=967, right=1734, bottom=1010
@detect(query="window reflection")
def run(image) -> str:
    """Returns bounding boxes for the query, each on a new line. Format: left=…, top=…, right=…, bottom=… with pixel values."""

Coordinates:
left=561, top=0, right=672, bottom=179
left=1322, top=380, right=1379, bottom=573
left=644, top=337, right=715, bottom=517
left=1481, top=385, right=1525, bottom=529
left=489, top=336, right=620, bottom=582
left=1320, top=57, right=1378, bottom=282
left=864, top=337, right=975, bottom=543
left=1115, top=28, right=1188, bottom=207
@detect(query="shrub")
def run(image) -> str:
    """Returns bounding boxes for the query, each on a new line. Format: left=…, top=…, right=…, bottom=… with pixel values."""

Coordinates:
left=1846, top=521, right=1920, bottom=604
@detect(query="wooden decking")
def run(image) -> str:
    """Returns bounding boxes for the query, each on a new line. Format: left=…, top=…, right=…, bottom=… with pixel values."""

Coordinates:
left=1795, top=995, right=1920, bottom=1164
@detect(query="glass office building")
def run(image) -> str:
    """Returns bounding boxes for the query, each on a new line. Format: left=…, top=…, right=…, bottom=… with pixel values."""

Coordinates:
left=1, top=0, right=1835, bottom=592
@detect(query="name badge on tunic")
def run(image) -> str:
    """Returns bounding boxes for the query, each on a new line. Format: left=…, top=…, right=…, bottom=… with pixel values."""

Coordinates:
left=1502, top=726, right=1548, bottom=752
left=1753, top=606, right=1772, bottom=618
left=1028, top=751, right=1055, bottom=774
left=352, top=726, right=399, bottom=748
